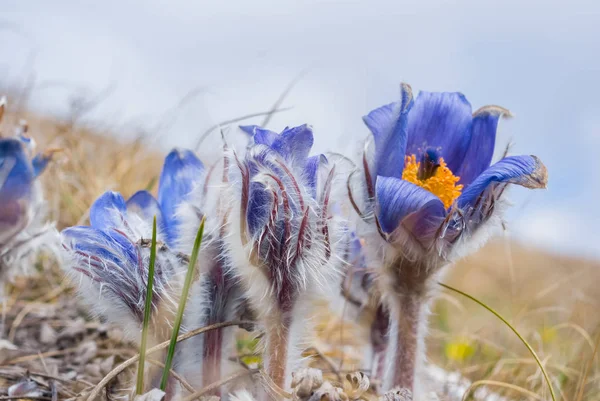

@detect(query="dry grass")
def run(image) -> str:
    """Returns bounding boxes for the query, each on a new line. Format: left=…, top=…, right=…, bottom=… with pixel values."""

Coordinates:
left=431, top=241, right=600, bottom=400
left=1, top=105, right=598, bottom=400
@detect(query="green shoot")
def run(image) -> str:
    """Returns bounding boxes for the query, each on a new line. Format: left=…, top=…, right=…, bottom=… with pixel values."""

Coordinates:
left=438, top=282, right=557, bottom=401
left=136, top=216, right=158, bottom=394
left=160, top=216, right=207, bottom=390
left=144, top=176, right=158, bottom=192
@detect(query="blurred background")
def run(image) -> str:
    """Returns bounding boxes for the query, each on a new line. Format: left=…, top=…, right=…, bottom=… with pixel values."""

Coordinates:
left=2, top=0, right=598, bottom=258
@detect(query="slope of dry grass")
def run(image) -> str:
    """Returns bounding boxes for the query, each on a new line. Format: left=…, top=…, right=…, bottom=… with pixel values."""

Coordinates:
left=1, top=106, right=598, bottom=400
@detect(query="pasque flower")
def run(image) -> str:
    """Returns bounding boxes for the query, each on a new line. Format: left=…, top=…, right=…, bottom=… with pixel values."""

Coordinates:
left=61, top=148, right=204, bottom=340
left=62, top=147, right=248, bottom=396
left=61, top=148, right=207, bottom=393
left=352, top=84, right=548, bottom=396
left=0, top=98, right=58, bottom=285
left=174, top=148, right=248, bottom=395
left=229, top=124, right=339, bottom=393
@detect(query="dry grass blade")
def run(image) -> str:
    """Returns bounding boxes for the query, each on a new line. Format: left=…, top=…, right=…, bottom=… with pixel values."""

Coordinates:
left=5, top=346, right=81, bottom=365
left=85, top=320, right=253, bottom=401
left=575, top=332, right=600, bottom=401
left=552, top=322, right=595, bottom=351
left=305, top=346, right=342, bottom=381
left=438, top=282, right=557, bottom=401
left=8, top=281, right=70, bottom=342
left=194, top=108, right=292, bottom=150
left=146, top=358, right=196, bottom=394
left=461, top=379, right=544, bottom=401
left=181, top=369, right=259, bottom=401
left=258, top=368, right=293, bottom=399
left=261, top=70, right=307, bottom=127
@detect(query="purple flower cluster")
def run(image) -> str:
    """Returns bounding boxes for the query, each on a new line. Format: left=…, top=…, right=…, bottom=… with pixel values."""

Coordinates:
left=56, top=84, right=547, bottom=399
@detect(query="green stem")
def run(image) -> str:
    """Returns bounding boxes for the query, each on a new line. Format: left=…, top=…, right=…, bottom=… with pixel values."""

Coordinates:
left=136, top=216, right=158, bottom=394
left=160, top=217, right=206, bottom=390
left=438, top=282, right=557, bottom=401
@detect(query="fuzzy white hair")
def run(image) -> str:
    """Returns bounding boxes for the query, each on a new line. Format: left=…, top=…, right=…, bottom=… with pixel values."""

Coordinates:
left=223, top=142, right=348, bottom=391
left=229, top=389, right=257, bottom=401
left=60, top=205, right=186, bottom=344
left=0, top=181, right=59, bottom=290
left=172, top=152, right=249, bottom=396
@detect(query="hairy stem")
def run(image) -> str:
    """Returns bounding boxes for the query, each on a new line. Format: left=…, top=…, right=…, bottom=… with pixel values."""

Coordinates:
left=380, top=255, right=433, bottom=394
left=266, top=320, right=290, bottom=391
left=202, top=329, right=223, bottom=397
left=389, top=295, right=422, bottom=391
left=370, top=305, right=390, bottom=383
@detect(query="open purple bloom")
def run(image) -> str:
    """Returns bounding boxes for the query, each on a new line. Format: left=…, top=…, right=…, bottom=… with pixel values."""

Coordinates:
left=361, top=84, right=548, bottom=253
left=61, top=148, right=204, bottom=337
left=353, top=84, right=548, bottom=395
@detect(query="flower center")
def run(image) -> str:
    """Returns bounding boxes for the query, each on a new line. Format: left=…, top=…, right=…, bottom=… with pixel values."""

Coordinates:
left=402, top=154, right=463, bottom=209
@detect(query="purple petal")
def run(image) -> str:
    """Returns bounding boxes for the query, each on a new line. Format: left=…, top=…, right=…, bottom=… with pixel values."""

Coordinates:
left=456, top=106, right=511, bottom=185
left=127, top=190, right=163, bottom=223
left=375, top=176, right=445, bottom=234
left=271, top=124, right=314, bottom=165
left=0, top=140, right=34, bottom=243
left=90, top=191, right=127, bottom=232
left=240, top=125, right=279, bottom=146
left=303, top=154, right=328, bottom=198
left=247, top=182, right=272, bottom=236
left=0, top=139, right=34, bottom=199
left=158, top=148, right=204, bottom=242
left=62, top=225, right=137, bottom=268
left=400, top=201, right=448, bottom=245
left=31, top=153, right=51, bottom=177
left=341, top=231, right=372, bottom=305
left=406, top=91, right=473, bottom=173
left=61, top=225, right=177, bottom=324
left=16, top=132, right=34, bottom=149
left=239, top=125, right=257, bottom=135
left=458, top=155, right=548, bottom=208
left=363, top=83, right=413, bottom=179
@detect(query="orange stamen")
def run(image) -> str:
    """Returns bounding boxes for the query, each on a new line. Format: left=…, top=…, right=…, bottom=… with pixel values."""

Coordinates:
left=402, top=154, right=463, bottom=209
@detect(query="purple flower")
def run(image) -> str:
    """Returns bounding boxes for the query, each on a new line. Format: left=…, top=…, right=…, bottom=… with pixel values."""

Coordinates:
left=0, top=139, right=36, bottom=244
left=0, top=133, right=56, bottom=244
left=0, top=123, right=58, bottom=282
left=232, top=124, right=337, bottom=390
left=361, top=83, right=547, bottom=253
left=237, top=124, right=333, bottom=306
left=61, top=149, right=204, bottom=337
left=354, top=84, right=548, bottom=395
left=340, top=231, right=371, bottom=307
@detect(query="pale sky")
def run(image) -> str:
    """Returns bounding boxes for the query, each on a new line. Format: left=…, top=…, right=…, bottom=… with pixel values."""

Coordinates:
left=2, top=0, right=599, bottom=258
